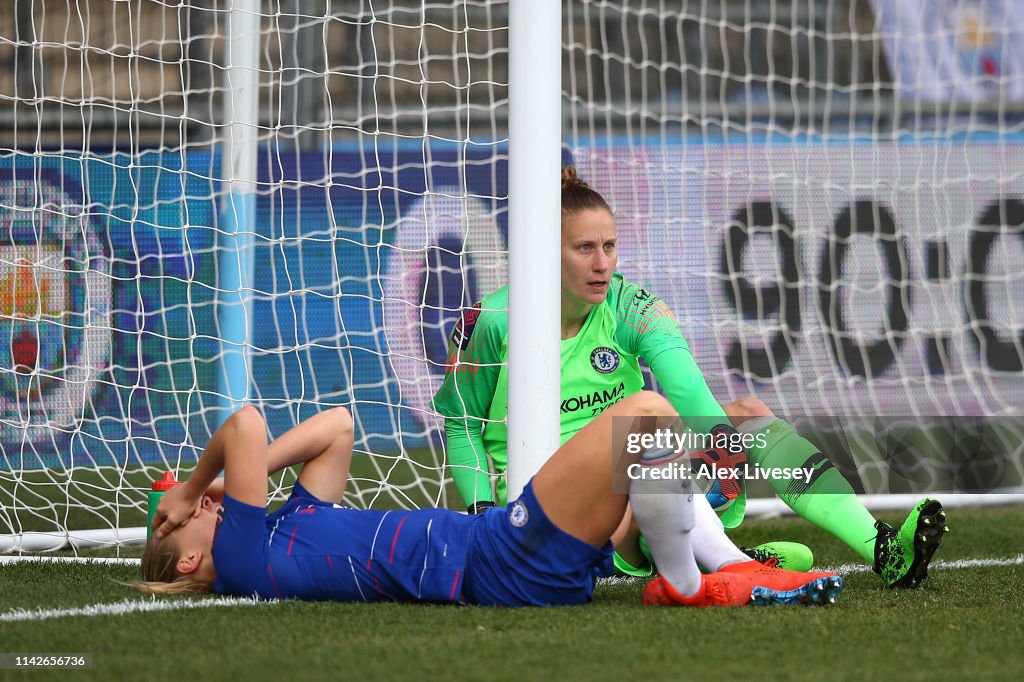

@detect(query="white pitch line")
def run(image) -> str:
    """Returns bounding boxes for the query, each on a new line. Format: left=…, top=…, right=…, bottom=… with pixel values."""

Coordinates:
left=4, top=555, right=1021, bottom=616
left=5, top=554, right=1023, bottom=576
left=819, top=554, right=1024, bottom=575
left=0, top=596, right=276, bottom=622
left=597, top=555, right=1024, bottom=584
left=0, top=556, right=140, bottom=566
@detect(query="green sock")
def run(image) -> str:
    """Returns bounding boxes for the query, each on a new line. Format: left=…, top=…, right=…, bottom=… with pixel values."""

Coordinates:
left=749, top=420, right=878, bottom=564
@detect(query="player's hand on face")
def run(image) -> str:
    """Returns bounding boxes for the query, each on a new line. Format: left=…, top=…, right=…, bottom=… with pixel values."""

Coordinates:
left=153, top=483, right=202, bottom=539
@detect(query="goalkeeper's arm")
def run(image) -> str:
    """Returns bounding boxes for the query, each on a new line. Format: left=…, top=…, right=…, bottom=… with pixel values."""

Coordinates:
left=444, top=417, right=496, bottom=511
left=614, top=278, right=747, bottom=515
left=432, top=300, right=506, bottom=512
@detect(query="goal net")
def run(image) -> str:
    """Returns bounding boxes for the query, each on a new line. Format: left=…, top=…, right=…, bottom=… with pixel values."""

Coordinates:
left=2, top=0, right=1023, bottom=552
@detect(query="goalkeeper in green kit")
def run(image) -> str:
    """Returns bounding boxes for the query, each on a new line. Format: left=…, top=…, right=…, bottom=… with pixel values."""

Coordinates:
left=432, top=167, right=947, bottom=588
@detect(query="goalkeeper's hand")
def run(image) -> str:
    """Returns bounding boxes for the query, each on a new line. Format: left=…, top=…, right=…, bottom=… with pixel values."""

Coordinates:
left=692, top=425, right=748, bottom=510
left=467, top=501, right=496, bottom=514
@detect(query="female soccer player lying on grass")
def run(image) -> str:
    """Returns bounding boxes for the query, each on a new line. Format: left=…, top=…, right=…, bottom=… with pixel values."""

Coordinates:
left=432, top=167, right=947, bottom=589
left=140, top=392, right=842, bottom=607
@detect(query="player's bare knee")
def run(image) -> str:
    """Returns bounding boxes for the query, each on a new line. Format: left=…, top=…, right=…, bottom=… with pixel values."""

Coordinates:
left=229, top=403, right=262, bottom=425
left=332, top=406, right=354, bottom=439
left=629, top=390, right=672, bottom=417
left=227, top=405, right=265, bottom=436
left=725, top=396, right=773, bottom=420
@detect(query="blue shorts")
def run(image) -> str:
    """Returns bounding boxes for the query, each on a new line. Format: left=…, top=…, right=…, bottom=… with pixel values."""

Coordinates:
left=461, top=479, right=614, bottom=607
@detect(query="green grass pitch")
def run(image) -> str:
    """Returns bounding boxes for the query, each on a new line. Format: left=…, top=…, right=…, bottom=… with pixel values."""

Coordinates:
left=2, top=504, right=1023, bottom=682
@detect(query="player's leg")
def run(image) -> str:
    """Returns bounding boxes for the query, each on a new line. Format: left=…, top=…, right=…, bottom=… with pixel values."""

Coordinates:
left=609, top=473, right=841, bottom=603
left=626, top=449, right=842, bottom=607
left=533, top=391, right=843, bottom=606
left=663, top=464, right=842, bottom=603
left=618, top=491, right=813, bottom=574
left=457, top=392, right=655, bottom=607
left=726, top=397, right=876, bottom=562
left=727, top=397, right=947, bottom=587
left=531, top=390, right=665, bottom=548
left=690, top=490, right=754, bottom=571
left=532, top=391, right=747, bottom=604
left=610, top=506, right=654, bottom=577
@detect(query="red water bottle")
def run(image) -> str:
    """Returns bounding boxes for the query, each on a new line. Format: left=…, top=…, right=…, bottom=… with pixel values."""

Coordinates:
left=147, top=472, right=182, bottom=538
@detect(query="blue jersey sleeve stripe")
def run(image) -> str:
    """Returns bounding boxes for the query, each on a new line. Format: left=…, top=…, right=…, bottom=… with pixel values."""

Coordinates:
left=449, top=570, right=461, bottom=601
left=388, top=515, right=409, bottom=564
left=368, top=510, right=391, bottom=565
left=286, top=523, right=299, bottom=555
left=416, top=518, right=433, bottom=598
left=347, top=555, right=368, bottom=602
left=268, top=515, right=284, bottom=547
left=267, top=562, right=281, bottom=599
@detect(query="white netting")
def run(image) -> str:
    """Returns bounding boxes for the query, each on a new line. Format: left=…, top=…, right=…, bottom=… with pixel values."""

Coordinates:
left=564, top=0, right=1024, bottom=495
left=0, top=0, right=509, bottom=549
left=2, top=1, right=1023, bottom=551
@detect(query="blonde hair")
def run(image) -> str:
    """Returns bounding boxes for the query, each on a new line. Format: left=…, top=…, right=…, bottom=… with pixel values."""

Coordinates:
left=135, top=533, right=212, bottom=595
left=561, top=166, right=612, bottom=217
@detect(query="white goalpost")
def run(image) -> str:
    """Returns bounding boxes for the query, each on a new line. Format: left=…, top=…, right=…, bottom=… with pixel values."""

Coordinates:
left=506, top=0, right=561, bottom=501
left=2, top=0, right=1024, bottom=554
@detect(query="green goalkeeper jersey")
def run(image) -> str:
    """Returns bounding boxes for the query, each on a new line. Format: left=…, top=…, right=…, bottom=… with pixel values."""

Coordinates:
left=432, top=273, right=731, bottom=507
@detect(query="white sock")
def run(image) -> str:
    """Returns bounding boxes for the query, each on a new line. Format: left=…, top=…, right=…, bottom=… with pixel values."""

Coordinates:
left=690, top=493, right=750, bottom=572
left=628, top=448, right=702, bottom=596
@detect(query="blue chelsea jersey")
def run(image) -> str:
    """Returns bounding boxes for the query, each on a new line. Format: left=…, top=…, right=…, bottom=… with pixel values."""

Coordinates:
left=211, top=482, right=478, bottom=603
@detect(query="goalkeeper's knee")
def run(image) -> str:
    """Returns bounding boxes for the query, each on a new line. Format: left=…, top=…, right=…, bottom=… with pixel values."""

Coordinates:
left=612, top=535, right=656, bottom=577
left=735, top=416, right=798, bottom=466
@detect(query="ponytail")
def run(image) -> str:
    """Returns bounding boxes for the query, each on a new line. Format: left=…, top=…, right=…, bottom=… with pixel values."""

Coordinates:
left=561, top=166, right=612, bottom=216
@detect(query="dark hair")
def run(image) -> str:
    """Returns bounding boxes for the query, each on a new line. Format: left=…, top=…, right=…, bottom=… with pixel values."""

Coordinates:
left=561, top=166, right=612, bottom=217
